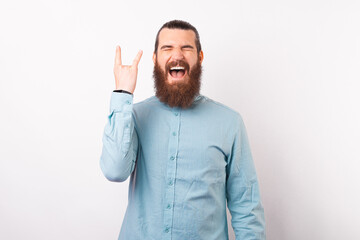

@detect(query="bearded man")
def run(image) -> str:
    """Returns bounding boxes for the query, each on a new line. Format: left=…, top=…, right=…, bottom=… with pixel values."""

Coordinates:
left=100, top=20, right=266, bottom=240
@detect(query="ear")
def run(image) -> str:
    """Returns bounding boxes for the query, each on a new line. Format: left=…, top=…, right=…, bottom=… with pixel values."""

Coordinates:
left=152, top=52, right=156, bottom=65
left=199, top=50, right=204, bottom=64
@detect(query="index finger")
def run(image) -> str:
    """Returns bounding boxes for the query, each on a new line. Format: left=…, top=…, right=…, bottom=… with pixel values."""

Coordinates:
left=132, top=50, right=143, bottom=67
left=115, top=45, right=122, bottom=65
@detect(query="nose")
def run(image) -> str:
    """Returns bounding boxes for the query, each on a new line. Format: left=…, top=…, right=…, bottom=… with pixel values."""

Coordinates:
left=170, top=48, right=184, bottom=61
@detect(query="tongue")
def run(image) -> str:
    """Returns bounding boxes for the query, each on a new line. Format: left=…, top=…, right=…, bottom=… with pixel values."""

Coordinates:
left=172, top=70, right=185, bottom=78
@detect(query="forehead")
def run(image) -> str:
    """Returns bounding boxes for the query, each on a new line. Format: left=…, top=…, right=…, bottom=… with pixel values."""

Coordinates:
left=158, top=28, right=196, bottom=46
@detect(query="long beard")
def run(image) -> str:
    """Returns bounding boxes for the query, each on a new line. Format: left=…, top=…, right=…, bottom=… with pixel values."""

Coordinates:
left=153, top=59, right=202, bottom=109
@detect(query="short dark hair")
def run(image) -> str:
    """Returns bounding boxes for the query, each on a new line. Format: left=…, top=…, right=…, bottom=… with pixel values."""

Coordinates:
left=154, top=20, right=202, bottom=54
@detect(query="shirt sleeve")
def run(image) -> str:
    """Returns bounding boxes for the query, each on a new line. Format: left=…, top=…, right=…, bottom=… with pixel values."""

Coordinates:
left=226, top=114, right=266, bottom=239
left=99, top=92, right=139, bottom=182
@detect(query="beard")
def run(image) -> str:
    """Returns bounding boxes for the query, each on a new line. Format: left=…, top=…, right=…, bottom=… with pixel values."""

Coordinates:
left=153, top=58, right=202, bottom=109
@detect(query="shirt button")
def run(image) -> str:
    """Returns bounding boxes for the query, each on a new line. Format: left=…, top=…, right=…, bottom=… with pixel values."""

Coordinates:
left=166, top=203, right=171, bottom=209
left=168, top=179, right=173, bottom=186
left=164, top=227, right=170, bottom=233
left=170, top=156, right=175, bottom=161
left=174, top=112, right=178, bottom=116
left=172, top=132, right=176, bottom=136
left=125, top=100, right=131, bottom=105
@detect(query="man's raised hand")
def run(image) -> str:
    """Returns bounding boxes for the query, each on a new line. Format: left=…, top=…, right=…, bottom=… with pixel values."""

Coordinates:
left=113, top=46, right=143, bottom=94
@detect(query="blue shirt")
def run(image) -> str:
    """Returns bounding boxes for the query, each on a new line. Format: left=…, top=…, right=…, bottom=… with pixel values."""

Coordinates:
left=100, top=92, right=266, bottom=240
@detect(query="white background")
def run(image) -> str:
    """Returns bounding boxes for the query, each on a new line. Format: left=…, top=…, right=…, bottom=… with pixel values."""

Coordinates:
left=1, top=0, right=359, bottom=239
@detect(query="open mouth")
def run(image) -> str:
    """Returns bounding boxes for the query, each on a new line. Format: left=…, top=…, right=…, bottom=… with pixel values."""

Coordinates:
left=169, top=66, right=186, bottom=79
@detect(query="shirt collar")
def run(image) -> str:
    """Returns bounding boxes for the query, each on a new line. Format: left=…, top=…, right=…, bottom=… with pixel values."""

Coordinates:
left=193, top=93, right=202, bottom=102
left=155, top=93, right=204, bottom=109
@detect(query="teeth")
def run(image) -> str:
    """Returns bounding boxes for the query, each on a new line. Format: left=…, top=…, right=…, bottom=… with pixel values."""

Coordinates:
left=170, top=66, right=185, bottom=70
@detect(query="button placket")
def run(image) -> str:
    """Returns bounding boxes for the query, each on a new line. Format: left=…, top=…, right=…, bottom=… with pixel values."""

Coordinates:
left=168, top=179, right=173, bottom=185
left=162, top=110, right=181, bottom=239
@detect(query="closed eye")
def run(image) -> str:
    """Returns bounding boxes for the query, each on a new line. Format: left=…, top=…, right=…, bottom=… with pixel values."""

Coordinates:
left=160, top=45, right=195, bottom=51
left=182, top=45, right=194, bottom=50
left=160, top=45, right=173, bottom=51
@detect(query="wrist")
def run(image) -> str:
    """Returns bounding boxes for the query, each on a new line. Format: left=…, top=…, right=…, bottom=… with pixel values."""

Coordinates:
left=115, top=85, right=134, bottom=94
left=113, top=89, right=133, bottom=95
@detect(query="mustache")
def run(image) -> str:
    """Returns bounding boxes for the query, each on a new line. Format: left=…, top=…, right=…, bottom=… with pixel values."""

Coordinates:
left=165, top=60, right=190, bottom=73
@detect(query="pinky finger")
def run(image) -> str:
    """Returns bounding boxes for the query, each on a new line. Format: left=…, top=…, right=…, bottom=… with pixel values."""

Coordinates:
left=132, top=50, right=143, bottom=67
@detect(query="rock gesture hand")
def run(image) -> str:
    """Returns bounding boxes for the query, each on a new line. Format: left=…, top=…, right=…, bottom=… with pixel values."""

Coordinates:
left=113, top=46, right=143, bottom=93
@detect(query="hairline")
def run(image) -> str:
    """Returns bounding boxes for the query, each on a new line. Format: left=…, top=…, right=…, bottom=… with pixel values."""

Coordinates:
left=154, top=26, right=202, bottom=55
left=155, top=28, right=199, bottom=54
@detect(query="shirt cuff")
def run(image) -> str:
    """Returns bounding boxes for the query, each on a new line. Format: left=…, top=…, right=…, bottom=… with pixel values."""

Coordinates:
left=113, top=89, right=132, bottom=95
left=110, top=91, right=133, bottom=112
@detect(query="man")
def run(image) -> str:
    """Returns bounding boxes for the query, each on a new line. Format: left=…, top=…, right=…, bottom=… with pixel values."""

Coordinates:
left=100, top=20, right=266, bottom=240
